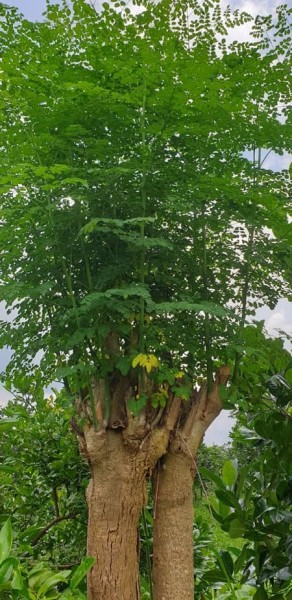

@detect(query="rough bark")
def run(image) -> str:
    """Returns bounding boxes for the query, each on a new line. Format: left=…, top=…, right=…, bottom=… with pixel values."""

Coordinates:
left=76, top=378, right=182, bottom=600
left=152, top=366, right=230, bottom=600
left=86, top=431, right=145, bottom=600
left=152, top=452, right=195, bottom=600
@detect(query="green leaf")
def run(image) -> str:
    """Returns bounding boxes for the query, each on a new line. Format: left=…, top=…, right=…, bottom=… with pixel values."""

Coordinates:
left=116, top=356, right=131, bottom=375
left=228, top=518, right=247, bottom=539
left=215, top=549, right=234, bottom=578
left=70, top=557, right=95, bottom=591
left=234, top=544, right=250, bottom=575
left=285, top=369, right=292, bottom=384
left=0, top=520, right=13, bottom=563
left=28, top=567, right=54, bottom=590
left=11, top=567, right=23, bottom=590
left=128, top=395, right=147, bottom=417
left=218, top=501, right=230, bottom=518
left=0, top=419, right=18, bottom=431
left=199, top=467, right=225, bottom=490
left=0, top=466, right=15, bottom=474
left=155, top=301, right=227, bottom=317
left=37, top=571, right=71, bottom=597
left=0, top=557, right=18, bottom=587
left=222, top=460, right=238, bottom=487
left=203, top=568, right=228, bottom=584
left=215, top=489, right=240, bottom=509
left=254, top=587, right=269, bottom=600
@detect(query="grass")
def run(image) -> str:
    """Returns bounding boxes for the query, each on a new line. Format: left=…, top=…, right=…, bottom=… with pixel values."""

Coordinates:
left=194, top=493, right=245, bottom=551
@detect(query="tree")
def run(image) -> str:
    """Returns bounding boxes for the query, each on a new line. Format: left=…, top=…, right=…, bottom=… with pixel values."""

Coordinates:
left=0, top=0, right=291, bottom=598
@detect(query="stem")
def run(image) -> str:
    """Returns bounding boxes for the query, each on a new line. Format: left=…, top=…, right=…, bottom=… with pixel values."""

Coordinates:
left=24, top=123, right=98, bottom=428
left=31, top=513, right=76, bottom=546
left=202, top=204, right=213, bottom=391
left=78, top=211, right=93, bottom=292
left=139, top=85, right=147, bottom=353
left=142, top=508, right=153, bottom=600
left=52, top=487, right=60, bottom=518
left=233, top=147, right=259, bottom=382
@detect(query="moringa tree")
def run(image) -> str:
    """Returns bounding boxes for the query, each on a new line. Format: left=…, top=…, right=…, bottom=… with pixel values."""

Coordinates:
left=0, top=0, right=291, bottom=598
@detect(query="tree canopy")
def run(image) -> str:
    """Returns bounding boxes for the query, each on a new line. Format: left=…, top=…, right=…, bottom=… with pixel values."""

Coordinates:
left=0, top=0, right=291, bottom=398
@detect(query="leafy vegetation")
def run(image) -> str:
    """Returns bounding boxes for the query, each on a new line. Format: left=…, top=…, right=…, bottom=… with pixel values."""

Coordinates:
left=0, top=516, right=93, bottom=599
left=0, top=0, right=291, bottom=598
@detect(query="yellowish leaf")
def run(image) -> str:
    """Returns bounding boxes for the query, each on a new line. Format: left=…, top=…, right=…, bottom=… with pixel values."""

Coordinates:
left=132, top=353, right=159, bottom=372
left=174, top=371, right=184, bottom=379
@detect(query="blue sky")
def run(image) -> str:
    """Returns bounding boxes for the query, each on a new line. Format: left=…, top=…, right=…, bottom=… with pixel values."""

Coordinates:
left=5, top=0, right=49, bottom=20
left=1, top=0, right=291, bottom=445
left=5, top=0, right=291, bottom=21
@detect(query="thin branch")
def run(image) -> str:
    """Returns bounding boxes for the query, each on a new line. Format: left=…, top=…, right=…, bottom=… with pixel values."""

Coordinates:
left=31, top=513, right=76, bottom=547
left=261, top=398, right=292, bottom=422
left=52, top=487, right=60, bottom=518
left=202, top=203, right=213, bottom=391
left=139, top=81, right=147, bottom=353
left=141, top=508, right=153, bottom=600
left=233, top=147, right=259, bottom=382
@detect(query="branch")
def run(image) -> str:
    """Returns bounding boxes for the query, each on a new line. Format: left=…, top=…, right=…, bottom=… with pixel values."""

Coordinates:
left=202, top=203, right=213, bottom=391
left=162, top=394, right=182, bottom=431
left=182, top=366, right=230, bottom=455
left=57, top=562, right=80, bottom=570
left=52, top=487, right=60, bottom=518
left=31, top=513, right=76, bottom=547
left=70, top=417, right=85, bottom=438
left=63, top=376, right=72, bottom=397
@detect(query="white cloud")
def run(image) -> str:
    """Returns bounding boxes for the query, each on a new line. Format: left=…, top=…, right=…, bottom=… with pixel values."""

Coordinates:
left=0, top=388, right=13, bottom=407
left=256, top=299, right=292, bottom=348
left=263, top=152, right=292, bottom=172
left=225, top=0, right=281, bottom=17
left=219, top=0, right=284, bottom=45
left=204, top=410, right=235, bottom=446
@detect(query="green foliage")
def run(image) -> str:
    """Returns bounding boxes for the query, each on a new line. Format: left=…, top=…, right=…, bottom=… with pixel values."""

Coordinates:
left=0, top=391, right=93, bottom=598
left=0, top=0, right=290, bottom=398
left=199, top=343, right=292, bottom=598
left=0, top=519, right=92, bottom=599
left=0, top=391, right=88, bottom=568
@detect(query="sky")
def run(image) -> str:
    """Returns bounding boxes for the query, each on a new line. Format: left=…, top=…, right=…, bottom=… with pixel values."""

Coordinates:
left=4, top=0, right=292, bottom=22
left=1, top=0, right=292, bottom=445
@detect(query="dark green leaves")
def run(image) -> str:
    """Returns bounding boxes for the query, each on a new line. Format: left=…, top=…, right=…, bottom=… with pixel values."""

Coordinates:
left=70, top=557, right=95, bottom=591
left=0, top=519, right=12, bottom=564
left=154, top=301, right=227, bottom=317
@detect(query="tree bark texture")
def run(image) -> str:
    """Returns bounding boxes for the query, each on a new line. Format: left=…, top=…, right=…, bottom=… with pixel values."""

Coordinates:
left=77, top=379, right=182, bottom=600
left=152, top=366, right=230, bottom=600
left=152, top=452, right=195, bottom=600
left=86, top=431, right=145, bottom=600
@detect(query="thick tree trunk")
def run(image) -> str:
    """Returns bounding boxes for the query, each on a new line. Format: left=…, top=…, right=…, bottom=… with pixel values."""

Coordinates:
left=152, top=452, right=195, bottom=600
left=86, top=431, right=145, bottom=600
left=152, top=367, right=230, bottom=600
left=77, top=383, right=182, bottom=600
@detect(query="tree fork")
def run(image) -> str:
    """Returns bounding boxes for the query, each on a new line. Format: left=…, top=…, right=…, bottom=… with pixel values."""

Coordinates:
left=77, top=382, right=182, bottom=600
